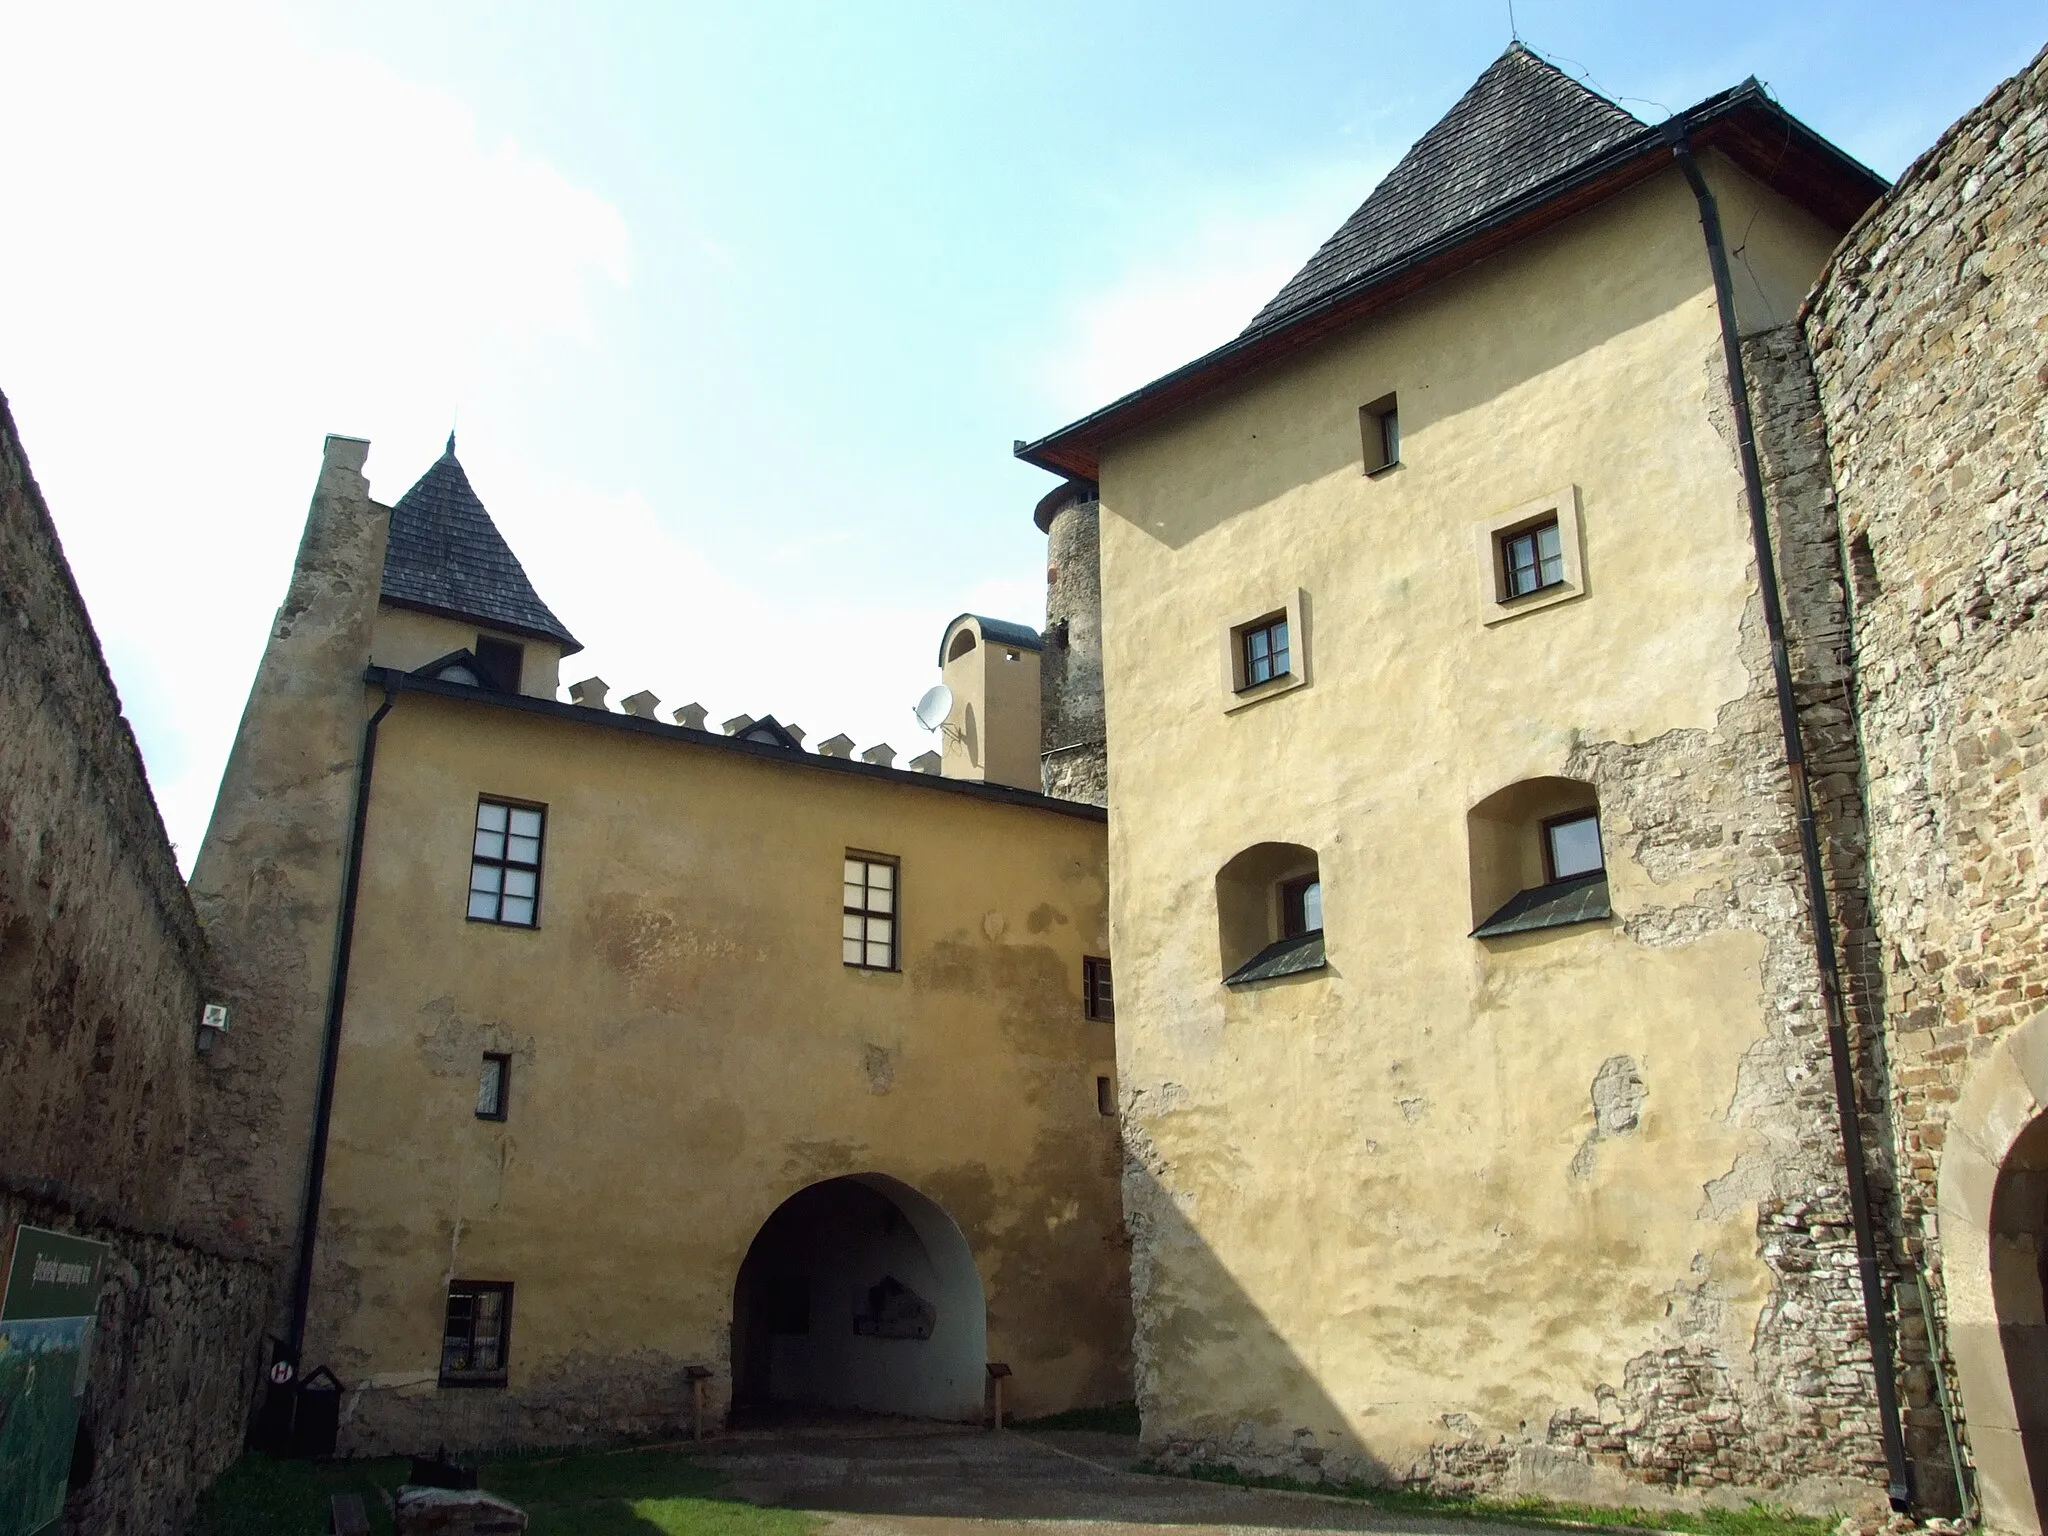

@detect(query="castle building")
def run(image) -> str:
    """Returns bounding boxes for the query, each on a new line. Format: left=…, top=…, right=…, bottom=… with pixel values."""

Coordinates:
left=1017, top=45, right=1914, bottom=1511
left=191, top=434, right=1131, bottom=1452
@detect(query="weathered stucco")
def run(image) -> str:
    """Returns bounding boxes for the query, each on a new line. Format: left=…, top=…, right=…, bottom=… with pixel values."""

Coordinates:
left=1094, top=157, right=1884, bottom=1509
left=0, top=389, right=272, bottom=1534
left=1042, top=496, right=1107, bottom=805
left=289, top=660, right=1127, bottom=1451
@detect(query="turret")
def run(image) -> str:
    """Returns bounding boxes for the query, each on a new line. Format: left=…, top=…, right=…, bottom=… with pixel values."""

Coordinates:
left=1035, top=480, right=1105, bottom=805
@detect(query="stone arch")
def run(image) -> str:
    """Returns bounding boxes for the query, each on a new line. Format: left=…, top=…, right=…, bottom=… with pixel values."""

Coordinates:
left=1937, top=1012, right=2048, bottom=1533
left=730, top=1173, right=987, bottom=1424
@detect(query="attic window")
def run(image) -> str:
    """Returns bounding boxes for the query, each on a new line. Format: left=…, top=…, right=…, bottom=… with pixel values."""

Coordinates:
left=474, top=637, right=524, bottom=693
left=1361, top=393, right=1400, bottom=474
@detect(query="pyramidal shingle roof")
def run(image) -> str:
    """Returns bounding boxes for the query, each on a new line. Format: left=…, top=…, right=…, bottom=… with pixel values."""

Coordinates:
left=380, top=436, right=582, bottom=655
left=1245, top=44, right=1646, bottom=334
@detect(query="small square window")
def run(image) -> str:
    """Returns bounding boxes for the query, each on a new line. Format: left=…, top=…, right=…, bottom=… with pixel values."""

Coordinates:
left=1280, top=875, right=1323, bottom=938
left=473, top=636, right=525, bottom=693
left=1360, top=393, right=1399, bottom=474
left=1500, top=518, right=1566, bottom=600
left=468, top=799, right=545, bottom=928
left=440, top=1281, right=513, bottom=1387
left=843, top=853, right=899, bottom=971
left=1544, top=812, right=1605, bottom=882
left=1239, top=615, right=1290, bottom=691
left=1083, top=956, right=1114, bottom=1022
left=476, top=1054, right=510, bottom=1120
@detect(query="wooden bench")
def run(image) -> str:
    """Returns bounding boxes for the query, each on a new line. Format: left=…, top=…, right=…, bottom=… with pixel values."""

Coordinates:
left=329, top=1491, right=371, bottom=1536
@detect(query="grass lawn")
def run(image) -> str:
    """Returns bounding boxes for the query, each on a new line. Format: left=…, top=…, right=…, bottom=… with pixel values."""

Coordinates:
left=1180, top=1462, right=1843, bottom=1536
left=189, top=1446, right=818, bottom=1536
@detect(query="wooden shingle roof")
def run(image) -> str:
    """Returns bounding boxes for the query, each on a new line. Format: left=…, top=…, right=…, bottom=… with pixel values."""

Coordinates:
left=380, top=436, right=581, bottom=655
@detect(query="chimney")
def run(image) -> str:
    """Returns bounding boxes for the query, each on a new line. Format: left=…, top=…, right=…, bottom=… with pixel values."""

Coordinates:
left=569, top=677, right=609, bottom=710
left=621, top=690, right=660, bottom=719
left=817, top=734, right=854, bottom=759
left=782, top=723, right=807, bottom=747
left=909, top=751, right=940, bottom=775
left=935, top=615, right=1042, bottom=790
left=860, top=744, right=896, bottom=768
left=672, top=703, right=709, bottom=731
left=722, top=714, right=755, bottom=736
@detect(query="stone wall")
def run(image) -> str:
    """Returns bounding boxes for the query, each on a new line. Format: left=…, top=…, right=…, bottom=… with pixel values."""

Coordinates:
left=1040, top=495, right=1107, bottom=806
left=1801, top=39, right=2048, bottom=1528
left=0, top=389, right=274, bottom=1533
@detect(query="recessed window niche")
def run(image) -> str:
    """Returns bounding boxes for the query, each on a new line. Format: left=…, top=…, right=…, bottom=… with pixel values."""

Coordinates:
left=1467, top=777, right=1612, bottom=939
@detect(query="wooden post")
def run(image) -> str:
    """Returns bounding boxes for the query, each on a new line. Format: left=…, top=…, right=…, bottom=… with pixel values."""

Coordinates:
left=986, top=1362, right=1012, bottom=1431
left=685, top=1364, right=714, bottom=1440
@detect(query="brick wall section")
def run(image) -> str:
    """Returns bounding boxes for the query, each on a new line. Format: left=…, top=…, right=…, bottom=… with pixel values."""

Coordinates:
left=0, top=389, right=273, bottom=1533
left=1801, top=39, right=2048, bottom=1511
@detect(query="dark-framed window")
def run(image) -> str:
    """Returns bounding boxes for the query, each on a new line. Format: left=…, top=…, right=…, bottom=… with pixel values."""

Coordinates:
left=474, top=636, right=525, bottom=693
left=1501, top=518, right=1566, bottom=599
left=469, top=799, right=544, bottom=927
left=1361, top=392, right=1399, bottom=474
left=1083, top=956, right=1114, bottom=1022
left=1240, top=615, right=1290, bottom=689
left=842, top=853, right=898, bottom=970
left=440, top=1281, right=513, bottom=1387
left=476, top=1054, right=510, bottom=1120
left=1543, top=811, right=1605, bottom=882
left=1280, top=875, right=1323, bottom=938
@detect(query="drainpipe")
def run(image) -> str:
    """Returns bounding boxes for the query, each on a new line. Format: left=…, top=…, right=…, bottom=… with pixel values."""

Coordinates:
left=1665, top=121, right=1911, bottom=1512
left=286, top=677, right=401, bottom=1359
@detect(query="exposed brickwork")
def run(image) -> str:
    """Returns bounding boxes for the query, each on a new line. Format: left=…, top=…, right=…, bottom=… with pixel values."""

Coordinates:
left=0, top=390, right=274, bottom=1533
left=1802, top=39, right=2048, bottom=1520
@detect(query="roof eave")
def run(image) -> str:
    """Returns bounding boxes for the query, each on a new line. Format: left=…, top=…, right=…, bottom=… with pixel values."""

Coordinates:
left=379, top=594, right=585, bottom=657
left=1015, top=87, right=1885, bottom=483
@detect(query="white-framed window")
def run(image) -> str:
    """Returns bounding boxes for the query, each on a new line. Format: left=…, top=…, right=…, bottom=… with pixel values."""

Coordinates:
left=842, top=853, right=898, bottom=970
left=469, top=799, right=544, bottom=928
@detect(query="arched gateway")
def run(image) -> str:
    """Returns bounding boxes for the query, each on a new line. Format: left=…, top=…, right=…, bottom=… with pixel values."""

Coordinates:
left=1938, top=1013, right=2048, bottom=1533
left=731, top=1174, right=986, bottom=1422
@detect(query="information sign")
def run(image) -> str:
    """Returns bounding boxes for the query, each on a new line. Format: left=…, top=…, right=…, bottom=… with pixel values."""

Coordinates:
left=0, top=1225, right=109, bottom=1536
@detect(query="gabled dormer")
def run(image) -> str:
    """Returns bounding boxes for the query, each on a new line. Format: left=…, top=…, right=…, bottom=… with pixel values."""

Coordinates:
left=369, top=435, right=581, bottom=699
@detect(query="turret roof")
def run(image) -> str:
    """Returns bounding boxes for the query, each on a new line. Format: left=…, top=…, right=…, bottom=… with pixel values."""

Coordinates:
left=1246, top=45, right=1643, bottom=332
left=380, top=436, right=582, bottom=655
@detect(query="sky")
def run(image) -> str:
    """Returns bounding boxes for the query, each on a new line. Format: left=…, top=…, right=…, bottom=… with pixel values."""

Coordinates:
left=2, top=1, right=2043, bottom=865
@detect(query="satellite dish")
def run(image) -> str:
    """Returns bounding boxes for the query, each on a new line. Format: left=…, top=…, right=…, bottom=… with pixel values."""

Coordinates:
left=913, top=684, right=954, bottom=732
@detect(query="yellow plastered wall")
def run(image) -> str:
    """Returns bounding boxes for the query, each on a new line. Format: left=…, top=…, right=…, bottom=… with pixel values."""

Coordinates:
left=307, top=690, right=1125, bottom=1448
left=1093, top=157, right=1842, bottom=1474
left=938, top=616, right=1044, bottom=790
left=372, top=604, right=565, bottom=699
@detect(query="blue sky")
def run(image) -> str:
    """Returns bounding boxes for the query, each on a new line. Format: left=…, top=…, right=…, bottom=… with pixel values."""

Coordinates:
left=2, top=0, right=2043, bottom=861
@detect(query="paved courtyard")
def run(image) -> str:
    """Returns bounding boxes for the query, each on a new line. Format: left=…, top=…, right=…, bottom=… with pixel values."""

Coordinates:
left=696, top=1425, right=1534, bottom=1536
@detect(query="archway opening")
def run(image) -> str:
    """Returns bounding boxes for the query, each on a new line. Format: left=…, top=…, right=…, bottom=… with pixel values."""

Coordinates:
left=731, top=1174, right=986, bottom=1424
left=1993, top=1112, right=2048, bottom=1518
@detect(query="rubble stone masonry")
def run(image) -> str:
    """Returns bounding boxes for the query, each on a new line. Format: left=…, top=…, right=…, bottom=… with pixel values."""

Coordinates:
left=0, top=390, right=273, bottom=1533
left=1801, top=39, right=2048, bottom=1522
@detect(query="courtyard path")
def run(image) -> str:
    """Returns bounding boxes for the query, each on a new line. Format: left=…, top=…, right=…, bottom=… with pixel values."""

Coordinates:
left=694, top=1425, right=1537, bottom=1536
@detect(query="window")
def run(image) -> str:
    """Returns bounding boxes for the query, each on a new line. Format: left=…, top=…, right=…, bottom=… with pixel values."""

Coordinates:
left=439, top=1281, right=513, bottom=1387
left=473, top=636, right=525, bottom=693
left=1500, top=518, right=1565, bottom=599
left=1468, top=778, right=1613, bottom=939
left=1096, top=1076, right=1116, bottom=1117
left=1475, top=487, right=1585, bottom=626
left=476, top=1054, right=510, bottom=1121
left=1239, top=615, right=1290, bottom=690
left=842, top=854, right=898, bottom=970
left=1544, top=811, right=1605, bottom=881
left=1217, top=842, right=1328, bottom=986
left=1280, top=876, right=1323, bottom=937
left=468, top=800, right=544, bottom=927
left=1083, top=956, right=1115, bottom=1022
left=1361, top=393, right=1400, bottom=474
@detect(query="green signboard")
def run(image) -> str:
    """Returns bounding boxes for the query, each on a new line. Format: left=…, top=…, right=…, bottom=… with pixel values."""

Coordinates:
left=1, top=1225, right=108, bottom=1536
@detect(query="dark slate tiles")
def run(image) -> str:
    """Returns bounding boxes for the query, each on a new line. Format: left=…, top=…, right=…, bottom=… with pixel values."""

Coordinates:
left=1245, top=45, right=1647, bottom=335
left=380, top=436, right=581, bottom=654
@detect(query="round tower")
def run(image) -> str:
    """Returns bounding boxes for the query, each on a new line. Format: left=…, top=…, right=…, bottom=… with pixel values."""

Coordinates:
left=1036, top=479, right=1105, bottom=805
